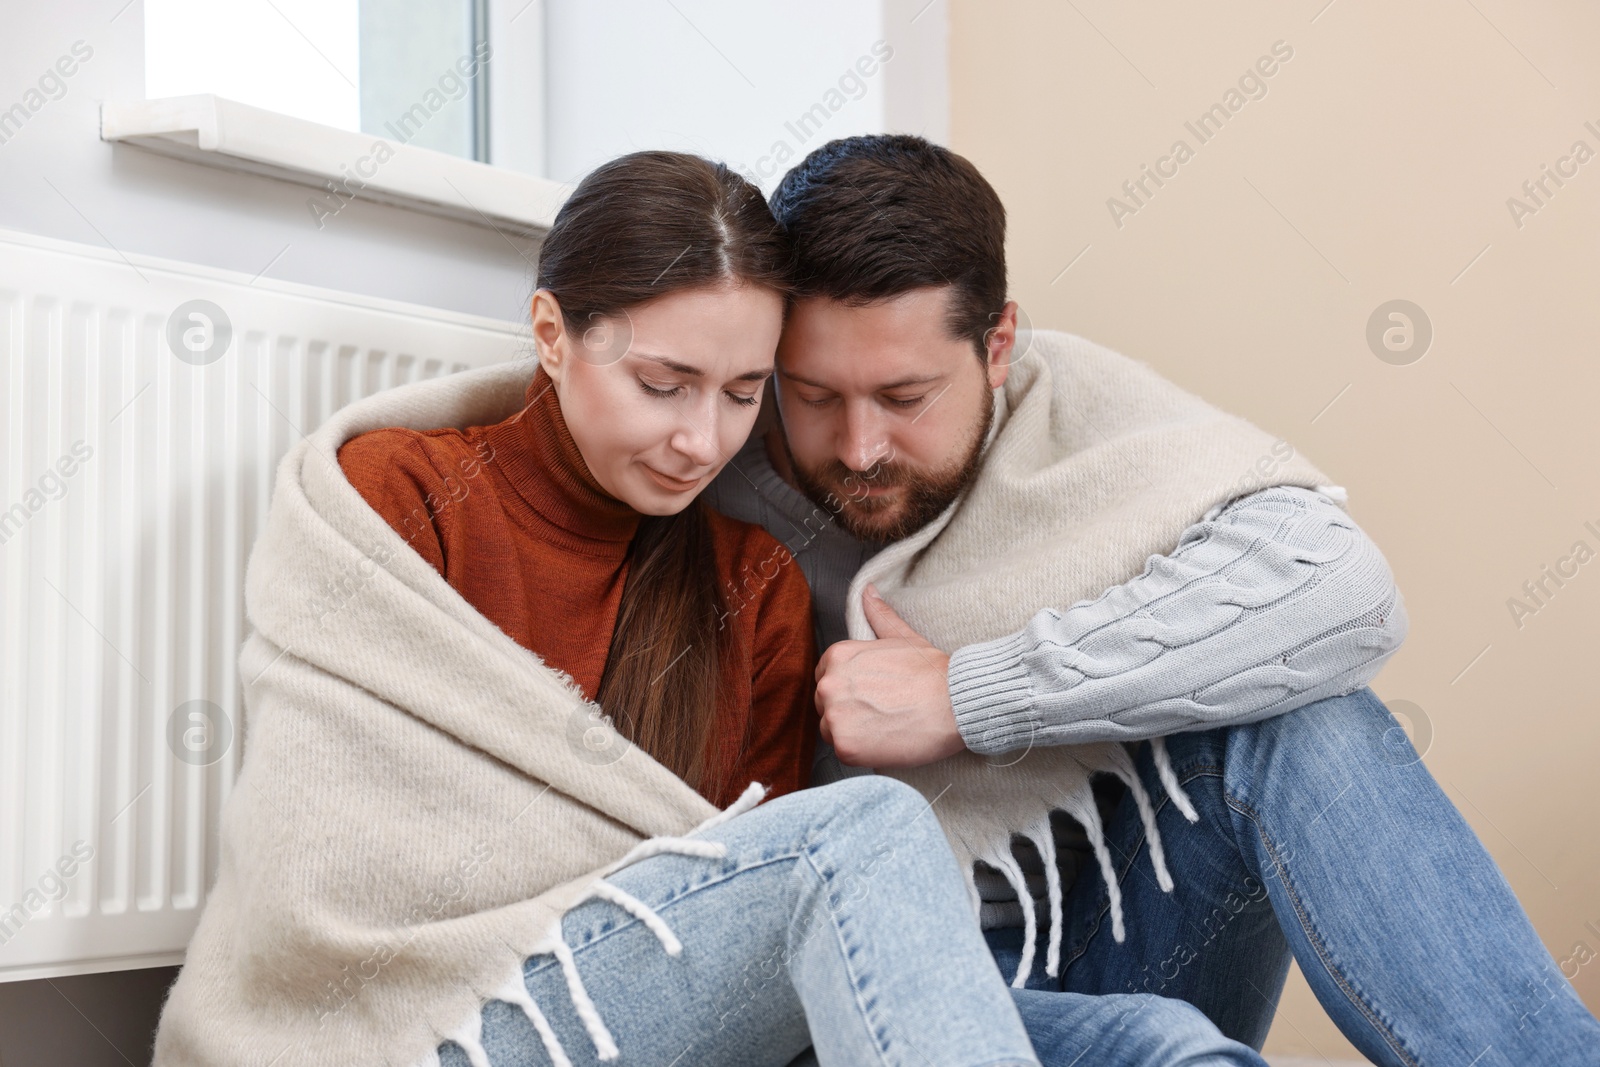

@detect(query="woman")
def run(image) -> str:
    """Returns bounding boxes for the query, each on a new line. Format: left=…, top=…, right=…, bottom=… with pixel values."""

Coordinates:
left=151, top=151, right=1042, bottom=1067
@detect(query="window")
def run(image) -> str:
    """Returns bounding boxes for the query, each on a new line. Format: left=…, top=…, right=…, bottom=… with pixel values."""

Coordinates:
left=143, top=0, right=540, bottom=172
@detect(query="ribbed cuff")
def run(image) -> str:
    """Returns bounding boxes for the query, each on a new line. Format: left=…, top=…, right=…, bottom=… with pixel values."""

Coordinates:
left=947, top=630, right=1039, bottom=756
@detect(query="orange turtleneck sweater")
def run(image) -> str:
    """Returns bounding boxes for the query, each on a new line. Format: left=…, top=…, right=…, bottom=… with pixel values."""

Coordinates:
left=335, top=365, right=819, bottom=808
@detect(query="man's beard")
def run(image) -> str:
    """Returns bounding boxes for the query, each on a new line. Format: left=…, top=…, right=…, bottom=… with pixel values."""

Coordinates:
left=784, top=386, right=994, bottom=543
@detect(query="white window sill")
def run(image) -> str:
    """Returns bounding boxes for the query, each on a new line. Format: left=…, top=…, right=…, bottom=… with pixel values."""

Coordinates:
left=100, top=94, right=567, bottom=235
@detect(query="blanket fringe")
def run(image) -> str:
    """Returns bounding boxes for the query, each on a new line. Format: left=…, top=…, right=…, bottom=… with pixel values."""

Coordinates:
left=439, top=1011, right=491, bottom=1067
left=1150, top=737, right=1200, bottom=824
left=435, top=781, right=769, bottom=1065
left=990, top=846, right=1037, bottom=987
left=587, top=880, right=683, bottom=955
left=1057, top=786, right=1124, bottom=955
left=994, top=739, right=1202, bottom=988
left=1025, top=817, right=1065, bottom=978
left=494, top=970, right=573, bottom=1067
left=1101, top=745, right=1174, bottom=892
left=548, top=927, right=619, bottom=1059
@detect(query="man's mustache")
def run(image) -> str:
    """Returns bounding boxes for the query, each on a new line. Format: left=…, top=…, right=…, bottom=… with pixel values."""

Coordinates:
left=813, top=459, right=913, bottom=494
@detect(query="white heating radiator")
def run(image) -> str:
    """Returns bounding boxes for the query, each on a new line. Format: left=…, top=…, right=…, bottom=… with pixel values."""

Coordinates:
left=0, top=228, right=524, bottom=981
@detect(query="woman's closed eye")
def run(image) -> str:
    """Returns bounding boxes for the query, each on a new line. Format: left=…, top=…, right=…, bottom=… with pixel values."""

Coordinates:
left=637, top=377, right=682, bottom=400
left=638, top=378, right=760, bottom=407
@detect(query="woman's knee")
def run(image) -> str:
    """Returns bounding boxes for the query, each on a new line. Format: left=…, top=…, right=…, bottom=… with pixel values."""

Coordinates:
left=828, top=772, right=928, bottom=811
left=782, top=773, right=929, bottom=825
left=770, top=774, right=945, bottom=866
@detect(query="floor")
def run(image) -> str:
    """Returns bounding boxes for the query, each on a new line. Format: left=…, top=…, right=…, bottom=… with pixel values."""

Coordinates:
left=0, top=966, right=178, bottom=1066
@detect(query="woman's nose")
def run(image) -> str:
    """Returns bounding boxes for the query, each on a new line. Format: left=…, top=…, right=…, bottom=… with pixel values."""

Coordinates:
left=670, top=415, right=723, bottom=467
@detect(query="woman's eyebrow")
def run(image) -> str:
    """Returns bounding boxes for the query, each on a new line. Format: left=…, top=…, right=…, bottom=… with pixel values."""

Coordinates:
left=632, top=351, right=773, bottom=382
left=631, top=351, right=703, bottom=376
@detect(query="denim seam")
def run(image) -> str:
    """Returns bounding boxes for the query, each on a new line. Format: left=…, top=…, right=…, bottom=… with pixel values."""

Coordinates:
left=795, top=838, right=1041, bottom=1067
left=523, top=849, right=805, bottom=977
left=799, top=840, right=898, bottom=1067
left=1225, top=792, right=1421, bottom=1067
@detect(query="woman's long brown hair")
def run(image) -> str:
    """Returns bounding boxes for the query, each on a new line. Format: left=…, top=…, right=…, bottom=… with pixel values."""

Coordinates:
left=535, top=151, right=792, bottom=799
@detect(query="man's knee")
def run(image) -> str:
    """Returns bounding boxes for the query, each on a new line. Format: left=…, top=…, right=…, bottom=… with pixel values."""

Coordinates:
left=1234, top=685, right=1394, bottom=760
left=1224, top=685, right=1417, bottom=809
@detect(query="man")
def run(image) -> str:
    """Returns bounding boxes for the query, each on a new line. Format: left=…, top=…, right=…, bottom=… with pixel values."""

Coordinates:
left=706, top=134, right=1600, bottom=1066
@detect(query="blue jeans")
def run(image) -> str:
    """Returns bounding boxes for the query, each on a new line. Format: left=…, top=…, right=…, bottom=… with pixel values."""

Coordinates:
left=986, top=685, right=1600, bottom=1066
left=439, top=774, right=1041, bottom=1067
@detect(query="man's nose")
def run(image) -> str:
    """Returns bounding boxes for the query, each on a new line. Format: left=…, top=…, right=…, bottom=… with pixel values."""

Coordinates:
left=839, top=404, right=891, bottom=472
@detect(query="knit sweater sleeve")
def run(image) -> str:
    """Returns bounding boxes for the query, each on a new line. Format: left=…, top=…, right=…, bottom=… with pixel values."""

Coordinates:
left=946, top=485, right=1409, bottom=754
left=335, top=428, right=453, bottom=577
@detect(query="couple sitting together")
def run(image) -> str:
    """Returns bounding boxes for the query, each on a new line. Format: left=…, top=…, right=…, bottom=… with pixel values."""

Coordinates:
left=152, top=136, right=1600, bottom=1066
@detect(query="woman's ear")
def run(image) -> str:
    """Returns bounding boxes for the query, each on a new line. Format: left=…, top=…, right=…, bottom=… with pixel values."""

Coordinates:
left=530, top=289, right=567, bottom=384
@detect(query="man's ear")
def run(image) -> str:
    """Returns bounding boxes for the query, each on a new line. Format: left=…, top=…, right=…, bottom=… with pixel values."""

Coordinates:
left=983, top=300, right=1019, bottom=389
left=530, top=289, right=567, bottom=384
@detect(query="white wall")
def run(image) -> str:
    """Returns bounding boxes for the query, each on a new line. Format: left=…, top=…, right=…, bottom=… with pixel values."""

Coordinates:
left=544, top=0, right=947, bottom=192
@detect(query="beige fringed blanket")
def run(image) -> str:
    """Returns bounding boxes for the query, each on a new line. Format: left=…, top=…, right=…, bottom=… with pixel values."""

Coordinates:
left=152, top=360, right=768, bottom=1067
left=847, top=330, right=1339, bottom=986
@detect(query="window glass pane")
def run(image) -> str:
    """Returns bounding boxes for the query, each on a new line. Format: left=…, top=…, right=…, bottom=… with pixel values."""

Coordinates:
left=144, top=0, right=489, bottom=162
left=359, top=0, right=487, bottom=161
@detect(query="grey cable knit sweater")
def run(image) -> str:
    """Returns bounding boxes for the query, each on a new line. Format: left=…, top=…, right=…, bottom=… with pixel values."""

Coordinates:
left=705, top=433, right=1405, bottom=739
left=704, top=431, right=1407, bottom=927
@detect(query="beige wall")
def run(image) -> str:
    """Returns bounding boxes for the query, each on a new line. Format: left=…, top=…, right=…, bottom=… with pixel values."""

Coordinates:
left=949, top=0, right=1600, bottom=1058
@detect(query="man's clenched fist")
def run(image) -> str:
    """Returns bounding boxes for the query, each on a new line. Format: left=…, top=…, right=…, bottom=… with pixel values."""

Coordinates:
left=814, top=584, right=968, bottom=769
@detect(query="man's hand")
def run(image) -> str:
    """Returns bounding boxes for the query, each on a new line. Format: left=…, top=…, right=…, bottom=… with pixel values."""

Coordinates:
left=814, top=584, right=968, bottom=769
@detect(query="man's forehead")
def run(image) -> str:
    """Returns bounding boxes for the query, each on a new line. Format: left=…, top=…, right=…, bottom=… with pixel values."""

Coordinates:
left=777, top=290, right=967, bottom=386
left=777, top=363, right=944, bottom=391
left=787, top=288, right=953, bottom=328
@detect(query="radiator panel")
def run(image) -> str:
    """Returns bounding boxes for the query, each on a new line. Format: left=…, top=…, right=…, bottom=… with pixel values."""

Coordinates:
left=0, top=229, right=524, bottom=980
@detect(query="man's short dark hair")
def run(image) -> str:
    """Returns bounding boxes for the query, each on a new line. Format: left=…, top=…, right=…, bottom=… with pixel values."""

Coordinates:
left=769, top=134, right=1007, bottom=358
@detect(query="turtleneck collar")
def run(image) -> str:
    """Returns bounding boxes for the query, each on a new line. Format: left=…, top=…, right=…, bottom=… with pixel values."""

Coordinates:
left=482, top=364, right=641, bottom=550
